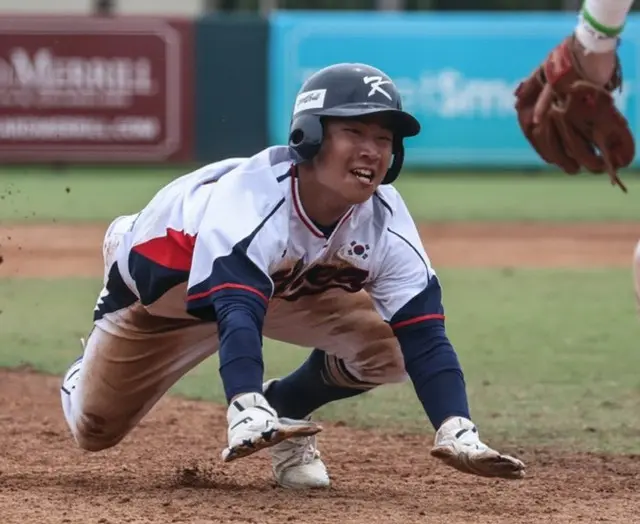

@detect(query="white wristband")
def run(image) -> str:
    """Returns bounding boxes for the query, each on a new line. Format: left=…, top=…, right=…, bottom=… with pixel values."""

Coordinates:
left=575, top=0, right=632, bottom=53
left=582, top=0, right=633, bottom=29
left=575, top=19, right=619, bottom=53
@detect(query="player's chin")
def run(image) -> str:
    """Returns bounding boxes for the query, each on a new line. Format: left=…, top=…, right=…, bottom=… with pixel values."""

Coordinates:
left=342, top=174, right=380, bottom=204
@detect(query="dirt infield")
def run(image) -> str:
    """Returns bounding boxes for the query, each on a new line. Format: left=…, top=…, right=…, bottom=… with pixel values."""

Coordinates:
left=1, top=369, right=639, bottom=524
left=1, top=221, right=640, bottom=523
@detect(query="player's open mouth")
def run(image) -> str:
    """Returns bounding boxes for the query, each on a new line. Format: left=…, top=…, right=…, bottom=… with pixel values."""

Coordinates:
left=351, top=168, right=374, bottom=184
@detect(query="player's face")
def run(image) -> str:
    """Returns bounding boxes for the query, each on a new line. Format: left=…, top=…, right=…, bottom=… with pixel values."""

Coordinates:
left=313, top=116, right=394, bottom=205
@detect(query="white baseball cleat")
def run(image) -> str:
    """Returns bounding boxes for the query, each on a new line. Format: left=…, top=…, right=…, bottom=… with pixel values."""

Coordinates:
left=60, top=338, right=87, bottom=423
left=262, top=379, right=330, bottom=489
left=60, top=352, right=84, bottom=396
left=430, top=416, right=526, bottom=480
left=60, top=353, right=84, bottom=426
left=221, top=392, right=322, bottom=463
left=270, top=429, right=330, bottom=489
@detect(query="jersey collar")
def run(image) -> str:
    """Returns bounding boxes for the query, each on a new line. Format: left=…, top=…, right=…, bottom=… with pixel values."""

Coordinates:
left=291, top=167, right=354, bottom=239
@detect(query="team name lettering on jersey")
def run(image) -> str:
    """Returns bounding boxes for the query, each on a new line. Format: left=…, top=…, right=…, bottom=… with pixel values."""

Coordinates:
left=271, top=257, right=369, bottom=301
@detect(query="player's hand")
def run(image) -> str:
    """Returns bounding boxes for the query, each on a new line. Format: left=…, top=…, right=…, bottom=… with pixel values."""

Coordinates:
left=514, top=34, right=635, bottom=192
left=430, top=417, right=526, bottom=480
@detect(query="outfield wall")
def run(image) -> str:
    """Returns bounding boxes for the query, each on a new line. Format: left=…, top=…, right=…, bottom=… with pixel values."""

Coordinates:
left=0, top=11, right=638, bottom=168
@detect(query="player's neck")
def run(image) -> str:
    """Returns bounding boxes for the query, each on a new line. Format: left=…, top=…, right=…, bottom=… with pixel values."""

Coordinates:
left=297, top=166, right=351, bottom=227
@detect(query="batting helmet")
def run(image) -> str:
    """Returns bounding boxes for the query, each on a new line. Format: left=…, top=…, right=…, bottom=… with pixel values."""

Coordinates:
left=288, top=63, right=421, bottom=185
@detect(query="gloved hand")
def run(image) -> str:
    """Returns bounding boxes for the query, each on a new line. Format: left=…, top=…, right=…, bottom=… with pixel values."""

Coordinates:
left=514, top=34, right=635, bottom=192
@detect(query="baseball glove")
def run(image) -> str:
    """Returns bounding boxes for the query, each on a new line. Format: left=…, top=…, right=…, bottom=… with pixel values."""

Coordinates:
left=514, top=35, right=635, bottom=192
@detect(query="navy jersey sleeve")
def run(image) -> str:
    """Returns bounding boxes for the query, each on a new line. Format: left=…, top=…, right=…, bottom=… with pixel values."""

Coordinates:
left=369, top=192, right=469, bottom=429
left=185, top=166, right=291, bottom=402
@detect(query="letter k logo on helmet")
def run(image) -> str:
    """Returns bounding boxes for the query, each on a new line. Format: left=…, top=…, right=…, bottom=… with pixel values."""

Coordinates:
left=363, top=75, right=392, bottom=100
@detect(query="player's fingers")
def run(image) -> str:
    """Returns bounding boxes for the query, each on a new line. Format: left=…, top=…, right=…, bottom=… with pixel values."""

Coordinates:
left=533, top=84, right=554, bottom=124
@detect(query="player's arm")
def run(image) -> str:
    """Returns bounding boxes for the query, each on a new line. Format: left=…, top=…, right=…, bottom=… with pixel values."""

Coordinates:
left=185, top=182, right=287, bottom=404
left=369, top=195, right=525, bottom=479
left=368, top=197, right=469, bottom=431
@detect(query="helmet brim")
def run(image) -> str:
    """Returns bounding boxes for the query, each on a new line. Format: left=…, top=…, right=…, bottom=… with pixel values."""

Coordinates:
left=314, top=105, right=421, bottom=138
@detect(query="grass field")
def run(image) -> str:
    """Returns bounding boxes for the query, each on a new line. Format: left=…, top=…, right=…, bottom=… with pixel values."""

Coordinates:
left=1, top=166, right=640, bottom=455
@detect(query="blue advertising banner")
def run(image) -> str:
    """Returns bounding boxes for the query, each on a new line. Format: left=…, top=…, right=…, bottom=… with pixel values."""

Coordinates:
left=268, top=12, right=640, bottom=168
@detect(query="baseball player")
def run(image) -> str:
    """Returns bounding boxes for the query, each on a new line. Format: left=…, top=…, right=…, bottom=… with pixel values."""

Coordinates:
left=60, top=63, right=526, bottom=489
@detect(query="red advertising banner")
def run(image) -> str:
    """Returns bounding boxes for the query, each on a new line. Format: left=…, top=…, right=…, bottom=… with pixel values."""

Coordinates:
left=0, top=16, right=193, bottom=162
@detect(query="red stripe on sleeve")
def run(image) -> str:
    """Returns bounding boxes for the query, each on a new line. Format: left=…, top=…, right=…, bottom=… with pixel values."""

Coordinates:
left=391, top=314, right=445, bottom=330
left=187, top=283, right=269, bottom=304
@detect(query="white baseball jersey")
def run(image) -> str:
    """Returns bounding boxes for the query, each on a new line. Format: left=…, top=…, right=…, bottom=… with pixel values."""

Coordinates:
left=98, top=145, right=444, bottom=329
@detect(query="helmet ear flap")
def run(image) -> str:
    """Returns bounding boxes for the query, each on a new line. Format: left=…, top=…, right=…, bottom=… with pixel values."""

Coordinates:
left=382, top=137, right=405, bottom=185
left=288, top=114, right=324, bottom=161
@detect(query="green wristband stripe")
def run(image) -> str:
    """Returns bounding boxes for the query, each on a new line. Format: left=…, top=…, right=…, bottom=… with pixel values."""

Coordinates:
left=581, top=7, right=625, bottom=37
